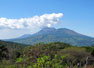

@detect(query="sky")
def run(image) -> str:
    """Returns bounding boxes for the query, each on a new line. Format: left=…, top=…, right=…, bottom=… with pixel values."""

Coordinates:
left=0, top=0, right=94, bottom=39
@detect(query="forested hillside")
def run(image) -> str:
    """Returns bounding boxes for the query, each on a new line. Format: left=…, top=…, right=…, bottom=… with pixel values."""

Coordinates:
left=0, top=41, right=94, bottom=68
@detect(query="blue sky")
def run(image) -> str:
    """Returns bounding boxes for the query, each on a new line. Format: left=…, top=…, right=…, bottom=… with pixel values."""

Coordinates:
left=0, top=0, right=94, bottom=39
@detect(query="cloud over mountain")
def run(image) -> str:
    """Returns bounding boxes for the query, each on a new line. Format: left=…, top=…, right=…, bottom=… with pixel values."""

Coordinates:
left=0, top=13, right=63, bottom=29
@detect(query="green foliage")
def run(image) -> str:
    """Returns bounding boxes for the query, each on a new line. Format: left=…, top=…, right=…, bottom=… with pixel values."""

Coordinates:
left=27, top=66, right=32, bottom=68
left=59, top=47, right=89, bottom=66
left=16, top=57, right=24, bottom=63
left=81, top=46, right=94, bottom=52
left=33, top=55, right=65, bottom=68
left=6, top=65, right=16, bottom=68
left=0, top=41, right=94, bottom=68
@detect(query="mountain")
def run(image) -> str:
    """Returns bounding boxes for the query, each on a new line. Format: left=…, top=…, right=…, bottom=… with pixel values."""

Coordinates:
left=6, top=27, right=94, bottom=46
left=17, top=34, right=32, bottom=39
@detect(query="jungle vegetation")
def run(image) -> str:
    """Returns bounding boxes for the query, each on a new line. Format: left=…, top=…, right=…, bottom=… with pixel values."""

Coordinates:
left=0, top=41, right=94, bottom=68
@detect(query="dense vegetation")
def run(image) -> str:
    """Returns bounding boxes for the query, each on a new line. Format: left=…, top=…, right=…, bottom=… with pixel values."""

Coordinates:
left=0, top=40, right=94, bottom=68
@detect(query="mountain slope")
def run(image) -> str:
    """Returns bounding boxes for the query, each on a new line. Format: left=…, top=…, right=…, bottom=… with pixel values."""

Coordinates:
left=0, top=40, right=27, bottom=53
left=0, top=40, right=26, bottom=46
left=7, top=27, right=94, bottom=46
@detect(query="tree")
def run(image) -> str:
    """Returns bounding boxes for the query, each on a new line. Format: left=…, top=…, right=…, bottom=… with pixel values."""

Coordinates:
left=0, top=45, right=9, bottom=60
left=59, top=47, right=89, bottom=67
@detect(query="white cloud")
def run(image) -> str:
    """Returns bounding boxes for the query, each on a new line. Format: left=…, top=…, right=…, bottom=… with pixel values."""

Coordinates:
left=0, top=13, right=63, bottom=29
